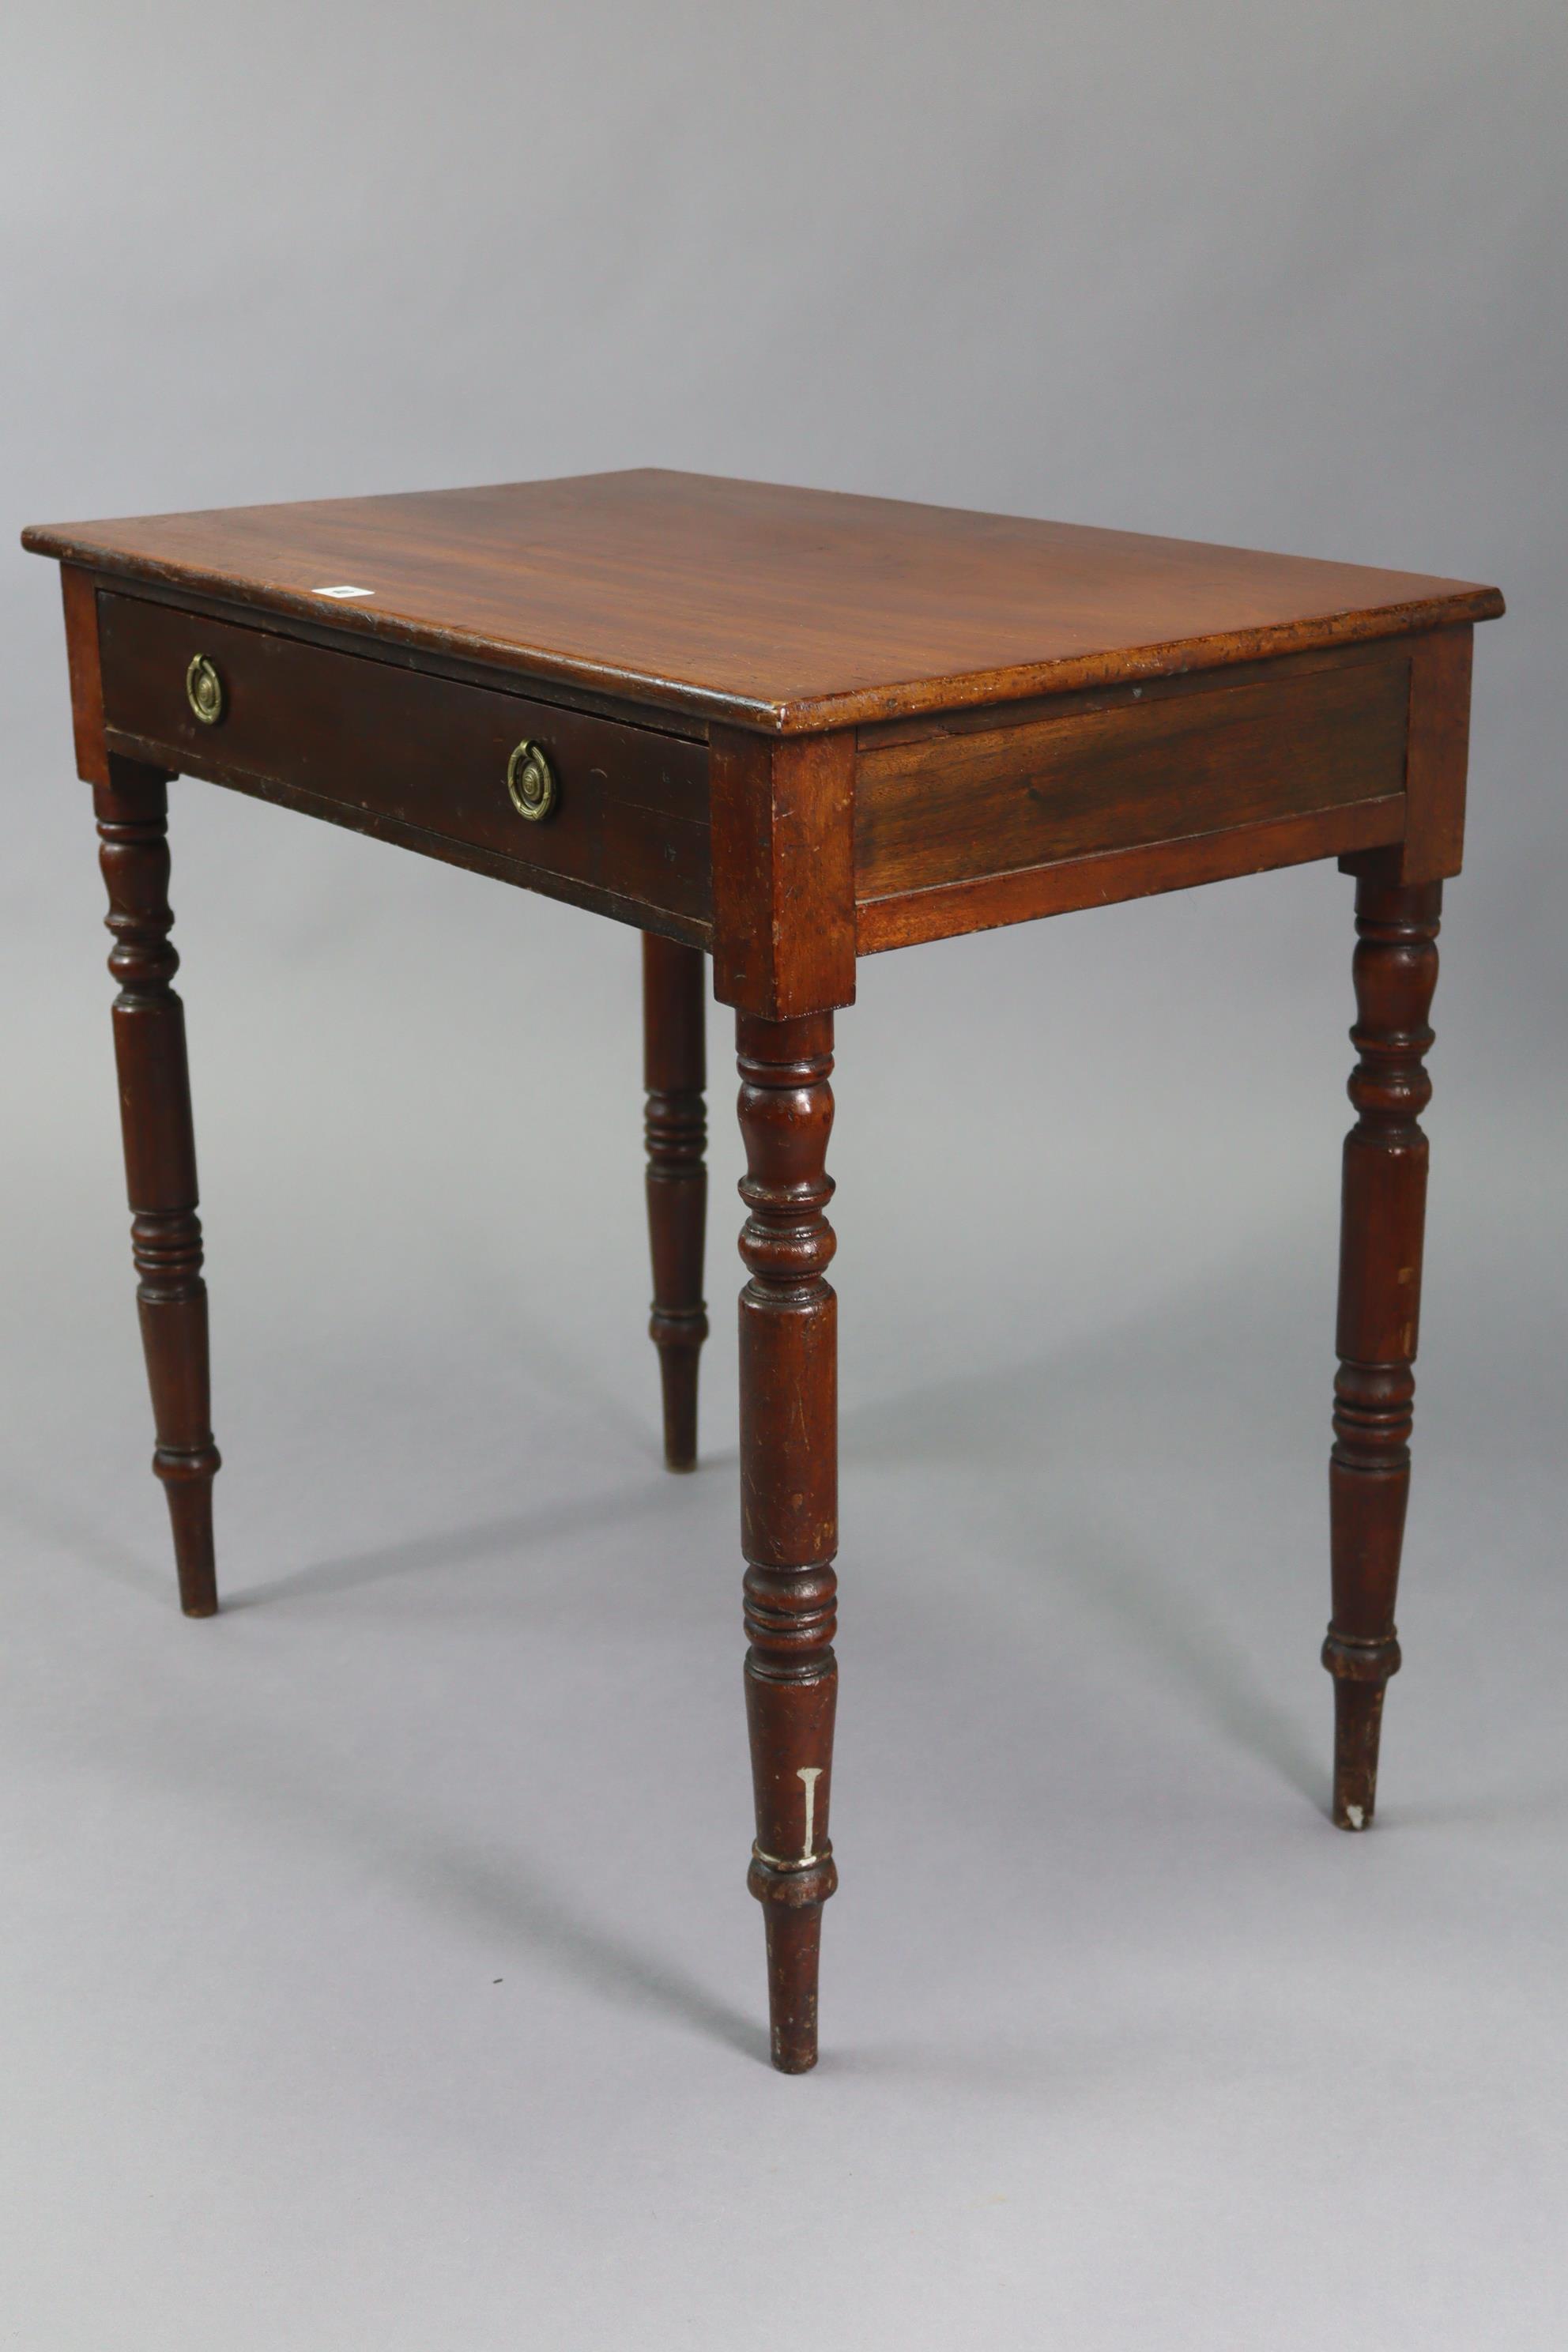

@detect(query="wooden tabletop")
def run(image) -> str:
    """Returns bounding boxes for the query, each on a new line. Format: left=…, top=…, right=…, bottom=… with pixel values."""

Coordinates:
left=24, top=469, right=1502, bottom=735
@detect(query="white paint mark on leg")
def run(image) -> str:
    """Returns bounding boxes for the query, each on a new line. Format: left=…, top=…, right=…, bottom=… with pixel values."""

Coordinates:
left=797, top=1766, right=822, bottom=1862
left=1346, top=1803, right=1366, bottom=1830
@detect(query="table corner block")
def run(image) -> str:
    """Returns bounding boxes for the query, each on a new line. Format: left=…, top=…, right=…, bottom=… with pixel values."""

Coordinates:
left=58, top=563, right=113, bottom=788
left=710, top=725, right=857, bottom=1019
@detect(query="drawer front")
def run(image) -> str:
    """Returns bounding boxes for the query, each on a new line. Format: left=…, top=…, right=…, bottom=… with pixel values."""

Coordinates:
left=97, top=592, right=710, bottom=928
left=854, top=645, right=1411, bottom=902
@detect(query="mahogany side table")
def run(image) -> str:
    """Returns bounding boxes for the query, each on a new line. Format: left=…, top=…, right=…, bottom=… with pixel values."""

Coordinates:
left=23, top=472, right=1503, bottom=2071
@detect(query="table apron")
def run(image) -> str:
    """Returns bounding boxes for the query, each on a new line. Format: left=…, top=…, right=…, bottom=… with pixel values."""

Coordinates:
left=854, top=639, right=1413, bottom=950
left=95, top=590, right=714, bottom=944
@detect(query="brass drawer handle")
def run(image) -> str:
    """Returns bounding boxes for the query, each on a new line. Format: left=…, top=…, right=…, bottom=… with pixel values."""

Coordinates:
left=186, top=654, right=224, bottom=726
left=507, top=739, right=557, bottom=822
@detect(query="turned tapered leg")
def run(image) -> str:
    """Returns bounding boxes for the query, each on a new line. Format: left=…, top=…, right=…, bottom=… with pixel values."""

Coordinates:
left=94, top=762, right=220, bottom=1617
left=1324, top=876, right=1442, bottom=1827
left=737, top=1014, right=839, bottom=2071
left=643, top=936, right=709, bottom=1471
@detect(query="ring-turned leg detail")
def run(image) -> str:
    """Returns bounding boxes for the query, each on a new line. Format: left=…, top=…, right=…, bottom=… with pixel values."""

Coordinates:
left=1324, top=875, right=1442, bottom=1827
left=643, top=936, right=708, bottom=1471
left=737, top=1012, right=839, bottom=2071
left=94, top=761, right=220, bottom=1617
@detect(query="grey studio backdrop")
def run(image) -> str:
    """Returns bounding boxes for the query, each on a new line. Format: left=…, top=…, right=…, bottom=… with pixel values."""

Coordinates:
left=3, top=5, right=1565, bottom=2348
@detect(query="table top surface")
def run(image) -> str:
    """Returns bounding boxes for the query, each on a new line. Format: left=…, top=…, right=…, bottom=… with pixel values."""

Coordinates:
left=24, top=469, right=1502, bottom=735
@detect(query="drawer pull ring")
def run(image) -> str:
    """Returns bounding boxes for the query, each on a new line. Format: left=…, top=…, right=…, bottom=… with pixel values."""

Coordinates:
left=185, top=654, right=224, bottom=726
left=507, top=739, right=557, bottom=823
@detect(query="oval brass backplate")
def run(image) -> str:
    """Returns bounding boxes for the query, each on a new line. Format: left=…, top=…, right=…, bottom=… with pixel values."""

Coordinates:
left=506, top=739, right=557, bottom=823
left=185, top=654, right=224, bottom=726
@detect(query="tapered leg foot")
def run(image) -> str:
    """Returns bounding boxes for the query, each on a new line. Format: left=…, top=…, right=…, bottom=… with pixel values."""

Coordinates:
left=750, top=1881, right=835, bottom=2071
left=96, top=763, right=221, bottom=1615
left=643, top=936, right=708, bottom=1472
left=737, top=1013, right=839, bottom=2072
left=654, top=1347, right=701, bottom=1474
left=162, top=1468, right=219, bottom=1618
left=1328, top=1672, right=1392, bottom=1830
left=1323, top=874, right=1441, bottom=1826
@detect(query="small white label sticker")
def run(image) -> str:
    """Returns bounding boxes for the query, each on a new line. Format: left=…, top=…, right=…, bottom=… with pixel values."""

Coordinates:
left=313, top=584, right=375, bottom=599
left=797, top=1766, right=822, bottom=1862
